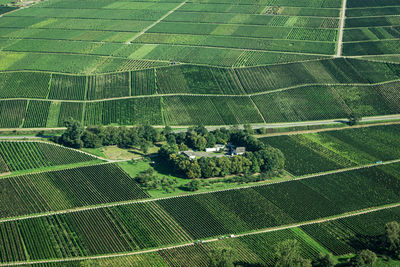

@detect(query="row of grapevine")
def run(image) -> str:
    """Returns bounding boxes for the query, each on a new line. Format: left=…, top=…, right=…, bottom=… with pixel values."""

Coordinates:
left=262, top=124, right=400, bottom=175
left=235, top=58, right=400, bottom=93
left=0, top=69, right=156, bottom=101
left=156, top=163, right=400, bottom=239
left=0, top=100, right=27, bottom=128
left=7, top=203, right=400, bottom=265
left=48, top=228, right=322, bottom=266
left=0, top=163, right=149, bottom=218
left=57, top=102, right=83, bottom=127
left=48, top=74, right=86, bottom=100
left=2, top=81, right=400, bottom=128
left=302, top=205, right=400, bottom=255
left=162, top=95, right=264, bottom=126
left=166, top=11, right=340, bottom=26
left=0, top=72, right=50, bottom=99
left=87, top=72, right=130, bottom=100
left=84, top=97, right=163, bottom=126
left=344, top=0, right=400, bottom=55
left=23, top=100, right=51, bottom=128
left=132, top=68, right=156, bottom=96
left=1, top=58, right=400, bottom=100
left=0, top=201, right=188, bottom=262
left=156, top=65, right=245, bottom=95
left=2, top=162, right=399, bottom=263
left=0, top=141, right=96, bottom=172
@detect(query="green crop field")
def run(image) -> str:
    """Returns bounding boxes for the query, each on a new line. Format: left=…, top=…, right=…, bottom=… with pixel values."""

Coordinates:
left=0, top=58, right=399, bottom=128
left=1, top=162, right=400, bottom=264
left=0, top=141, right=97, bottom=173
left=0, top=163, right=149, bottom=218
left=60, top=205, right=400, bottom=266
left=0, top=0, right=400, bottom=266
left=261, top=124, right=400, bottom=175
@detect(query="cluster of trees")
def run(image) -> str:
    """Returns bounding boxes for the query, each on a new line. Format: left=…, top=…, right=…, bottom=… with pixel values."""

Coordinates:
left=272, top=239, right=375, bottom=267
left=384, top=221, right=400, bottom=258
left=134, top=167, right=177, bottom=193
left=159, top=128, right=285, bottom=179
left=56, top=118, right=161, bottom=152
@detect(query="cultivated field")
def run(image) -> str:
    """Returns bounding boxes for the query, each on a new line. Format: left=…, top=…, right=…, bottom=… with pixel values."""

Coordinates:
left=0, top=0, right=400, bottom=266
left=0, top=58, right=400, bottom=127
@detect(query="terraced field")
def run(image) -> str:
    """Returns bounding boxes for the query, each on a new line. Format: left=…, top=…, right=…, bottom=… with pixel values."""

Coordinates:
left=0, top=58, right=400, bottom=127
left=0, top=141, right=97, bottom=173
left=343, top=0, right=400, bottom=57
left=53, top=205, right=400, bottom=266
left=261, top=124, right=400, bottom=175
left=1, top=0, right=400, bottom=266
left=1, top=162, right=400, bottom=264
left=0, top=163, right=150, bottom=218
left=0, top=0, right=341, bottom=73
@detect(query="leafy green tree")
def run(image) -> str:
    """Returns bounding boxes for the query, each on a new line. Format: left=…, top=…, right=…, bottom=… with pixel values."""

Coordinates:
left=134, top=168, right=159, bottom=189
left=185, top=161, right=202, bottom=179
left=206, top=133, right=217, bottom=148
left=118, top=127, right=132, bottom=148
left=217, top=157, right=232, bottom=177
left=351, top=250, right=376, bottom=267
left=274, top=239, right=312, bottom=267
left=257, top=147, right=285, bottom=172
left=195, top=125, right=208, bottom=136
left=59, top=117, right=84, bottom=148
left=139, top=140, right=150, bottom=154
left=194, top=136, right=207, bottom=151
left=348, top=112, right=362, bottom=126
left=208, top=248, right=235, bottom=267
left=103, top=126, right=121, bottom=146
left=142, top=124, right=158, bottom=142
left=385, top=221, right=400, bottom=257
left=184, top=179, right=201, bottom=191
left=243, top=124, right=254, bottom=134
left=81, top=130, right=102, bottom=148
left=312, top=253, right=335, bottom=267
left=167, top=134, right=177, bottom=146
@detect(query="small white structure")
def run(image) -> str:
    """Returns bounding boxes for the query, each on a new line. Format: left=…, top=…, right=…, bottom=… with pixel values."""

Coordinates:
left=231, top=147, right=246, bottom=156
left=205, top=144, right=225, bottom=152
left=182, top=151, right=196, bottom=160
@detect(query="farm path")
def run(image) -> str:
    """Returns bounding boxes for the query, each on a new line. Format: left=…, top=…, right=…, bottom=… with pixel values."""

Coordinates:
left=126, top=0, right=188, bottom=44
left=1, top=158, right=399, bottom=224
left=2, top=201, right=400, bottom=267
left=336, top=0, right=348, bottom=57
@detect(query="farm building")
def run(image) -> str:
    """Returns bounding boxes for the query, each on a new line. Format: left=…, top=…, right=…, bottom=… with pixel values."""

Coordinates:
left=231, top=147, right=246, bottom=156
left=182, top=151, right=196, bottom=160
left=205, top=144, right=225, bottom=152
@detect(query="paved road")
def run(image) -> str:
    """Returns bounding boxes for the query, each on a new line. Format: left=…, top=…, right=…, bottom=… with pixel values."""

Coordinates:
left=0, top=114, right=399, bottom=137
